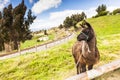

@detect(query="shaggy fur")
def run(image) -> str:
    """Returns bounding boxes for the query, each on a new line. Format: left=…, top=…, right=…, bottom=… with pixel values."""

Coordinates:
left=72, top=21, right=100, bottom=74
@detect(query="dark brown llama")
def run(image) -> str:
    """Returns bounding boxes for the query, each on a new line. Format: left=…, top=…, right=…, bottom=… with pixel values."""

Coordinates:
left=72, top=21, right=100, bottom=74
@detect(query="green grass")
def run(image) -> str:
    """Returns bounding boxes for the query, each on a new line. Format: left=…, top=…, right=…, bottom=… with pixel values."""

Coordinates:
left=0, top=15, right=120, bottom=80
left=0, top=39, right=75, bottom=80
left=0, top=33, right=55, bottom=55
left=88, top=15, right=120, bottom=36
left=20, top=29, right=67, bottom=50
left=20, top=34, right=55, bottom=50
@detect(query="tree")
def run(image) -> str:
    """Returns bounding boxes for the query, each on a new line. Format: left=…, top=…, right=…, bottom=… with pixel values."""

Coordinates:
left=0, top=0, right=36, bottom=52
left=58, top=24, right=63, bottom=29
left=101, top=4, right=106, bottom=11
left=0, top=11, right=4, bottom=51
left=113, top=8, right=120, bottom=15
left=2, top=4, right=14, bottom=52
left=96, top=6, right=101, bottom=14
left=12, top=0, right=36, bottom=50
left=96, top=4, right=106, bottom=14
left=0, top=11, right=2, bottom=19
left=81, top=12, right=87, bottom=19
left=11, top=0, right=27, bottom=50
left=26, top=9, right=36, bottom=25
left=95, top=4, right=108, bottom=17
left=63, top=16, right=73, bottom=29
left=44, top=30, right=48, bottom=35
left=63, top=12, right=86, bottom=29
left=24, top=9, right=36, bottom=40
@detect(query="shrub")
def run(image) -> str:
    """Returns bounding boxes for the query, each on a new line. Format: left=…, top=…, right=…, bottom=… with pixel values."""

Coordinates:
left=109, top=12, right=113, bottom=15
left=94, top=11, right=109, bottom=18
left=113, top=8, right=120, bottom=15
left=37, top=40, right=40, bottom=42
left=99, top=11, right=109, bottom=16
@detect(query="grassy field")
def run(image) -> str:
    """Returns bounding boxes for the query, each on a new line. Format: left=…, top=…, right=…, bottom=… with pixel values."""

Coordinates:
left=20, top=33, right=55, bottom=50
left=0, top=33, right=55, bottom=55
left=0, top=15, right=120, bottom=80
left=20, top=28, right=67, bottom=50
left=0, top=28, right=67, bottom=55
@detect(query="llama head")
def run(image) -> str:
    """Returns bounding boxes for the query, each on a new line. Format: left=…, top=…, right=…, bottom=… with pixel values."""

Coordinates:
left=77, top=21, right=94, bottom=42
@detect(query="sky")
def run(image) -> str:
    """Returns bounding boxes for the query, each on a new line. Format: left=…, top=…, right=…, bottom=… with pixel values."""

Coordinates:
left=0, top=0, right=120, bottom=31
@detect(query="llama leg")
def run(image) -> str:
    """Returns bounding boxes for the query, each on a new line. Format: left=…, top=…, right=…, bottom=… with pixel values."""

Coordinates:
left=76, top=64, right=79, bottom=74
left=88, top=64, right=93, bottom=70
left=75, top=58, right=80, bottom=74
left=77, top=63, right=82, bottom=74
left=81, top=64, right=86, bottom=73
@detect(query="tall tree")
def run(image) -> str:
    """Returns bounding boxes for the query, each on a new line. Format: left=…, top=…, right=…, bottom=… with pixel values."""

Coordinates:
left=0, top=11, right=4, bottom=51
left=96, top=6, right=101, bottom=14
left=96, top=4, right=106, bottom=15
left=12, top=0, right=27, bottom=50
left=94, top=4, right=108, bottom=18
left=0, top=11, right=2, bottom=19
left=2, top=4, right=13, bottom=52
left=0, top=0, right=36, bottom=52
left=12, top=0, right=36, bottom=50
left=81, top=12, right=87, bottom=19
left=23, top=9, right=36, bottom=41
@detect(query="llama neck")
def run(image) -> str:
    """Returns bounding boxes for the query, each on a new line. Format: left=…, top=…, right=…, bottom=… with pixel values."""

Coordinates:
left=81, top=41, right=91, bottom=55
left=88, top=36, right=96, bottom=54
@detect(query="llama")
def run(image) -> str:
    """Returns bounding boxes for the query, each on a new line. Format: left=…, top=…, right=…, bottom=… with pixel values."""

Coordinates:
left=72, top=21, right=100, bottom=74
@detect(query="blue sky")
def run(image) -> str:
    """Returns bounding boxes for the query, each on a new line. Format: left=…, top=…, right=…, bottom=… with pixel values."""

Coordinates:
left=0, top=0, right=120, bottom=31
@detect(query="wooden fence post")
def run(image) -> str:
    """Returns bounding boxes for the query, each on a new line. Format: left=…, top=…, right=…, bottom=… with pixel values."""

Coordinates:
left=66, top=59, right=120, bottom=80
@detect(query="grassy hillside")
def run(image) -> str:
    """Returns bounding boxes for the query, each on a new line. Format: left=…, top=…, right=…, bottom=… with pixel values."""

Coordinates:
left=21, top=28, right=67, bottom=50
left=0, top=15, right=120, bottom=80
left=0, top=28, right=67, bottom=55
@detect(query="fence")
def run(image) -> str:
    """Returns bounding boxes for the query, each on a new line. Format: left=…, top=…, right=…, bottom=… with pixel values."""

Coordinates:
left=20, top=33, right=75, bottom=54
left=0, top=33, right=75, bottom=60
left=65, top=59, right=120, bottom=80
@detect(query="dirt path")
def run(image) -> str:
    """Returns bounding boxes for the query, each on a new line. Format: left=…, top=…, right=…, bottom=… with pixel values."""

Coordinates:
left=0, top=33, right=75, bottom=60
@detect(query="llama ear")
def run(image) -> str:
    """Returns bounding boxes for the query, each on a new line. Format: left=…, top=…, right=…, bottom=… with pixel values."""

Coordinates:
left=83, top=21, right=92, bottom=28
left=80, top=24, right=85, bottom=28
left=83, top=20, right=86, bottom=23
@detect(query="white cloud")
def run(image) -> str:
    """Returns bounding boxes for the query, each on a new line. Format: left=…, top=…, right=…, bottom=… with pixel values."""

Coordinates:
left=0, top=0, right=9, bottom=11
left=29, top=0, right=33, bottom=3
left=32, top=0, right=62, bottom=15
left=50, top=10, right=83, bottom=19
left=84, top=8, right=97, bottom=18
left=30, top=6, right=120, bottom=31
left=30, top=9, right=95, bottom=31
left=107, top=6, right=120, bottom=12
